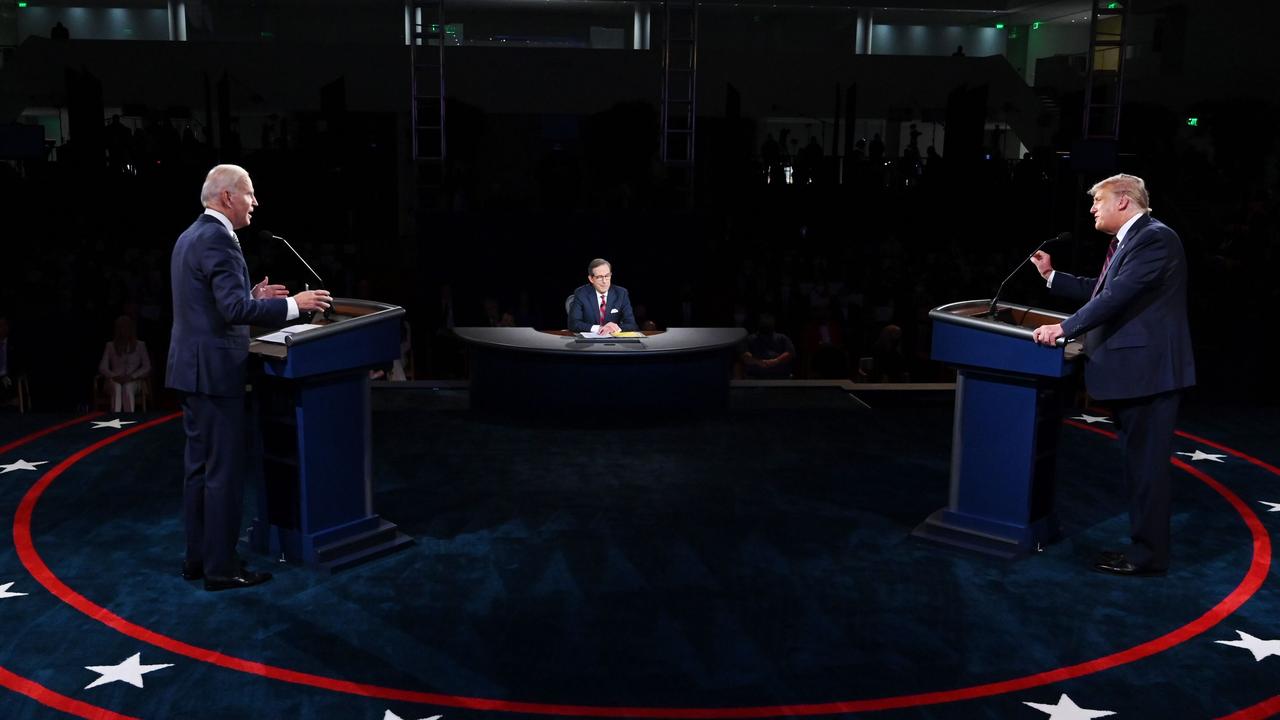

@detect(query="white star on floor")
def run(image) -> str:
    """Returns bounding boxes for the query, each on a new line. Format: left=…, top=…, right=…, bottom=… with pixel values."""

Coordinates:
left=1176, top=450, right=1227, bottom=462
left=384, top=711, right=443, bottom=720
left=1216, top=630, right=1280, bottom=661
left=90, top=419, right=137, bottom=429
left=0, top=459, right=48, bottom=474
left=84, top=652, right=173, bottom=689
left=1024, top=694, right=1115, bottom=719
left=1260, top=501, right=1280, bottom=513
left=1071, top=414, right=1112, bottom=424
left=0, top=582, right=28, bottom=599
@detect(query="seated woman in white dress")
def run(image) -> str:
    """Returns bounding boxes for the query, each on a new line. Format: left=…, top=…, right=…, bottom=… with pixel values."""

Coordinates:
left=99, top=315, right=151, bottom=412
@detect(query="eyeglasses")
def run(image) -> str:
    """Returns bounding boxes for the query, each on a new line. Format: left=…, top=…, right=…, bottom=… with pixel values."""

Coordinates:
left=590, top=273, right=612, bottom=280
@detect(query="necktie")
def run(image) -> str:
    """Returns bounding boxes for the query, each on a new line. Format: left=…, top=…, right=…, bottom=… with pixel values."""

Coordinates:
left=599, top=294, right=607, bottom=324
left=1091, top=236, right=1119, bottom=298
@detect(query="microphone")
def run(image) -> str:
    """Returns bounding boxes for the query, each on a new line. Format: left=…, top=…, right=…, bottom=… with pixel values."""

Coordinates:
left=988, top=232, right=1071, bottom=317
left=259, top=231, right=325, bottom=289
left=258, top=231, right=331, bottom=320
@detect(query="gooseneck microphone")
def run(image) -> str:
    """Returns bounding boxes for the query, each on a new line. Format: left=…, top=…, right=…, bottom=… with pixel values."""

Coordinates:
left=259, top=231, right=325, bottom=289
left=988, top=231, right=1072, bottom=317
left=258, top=231, right=331, bottom=320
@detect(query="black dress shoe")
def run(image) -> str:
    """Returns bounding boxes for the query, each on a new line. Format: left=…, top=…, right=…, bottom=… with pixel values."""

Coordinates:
left=203, top=569, right=273, bottom=592
left=1092, top=554, right=1166, bottom=577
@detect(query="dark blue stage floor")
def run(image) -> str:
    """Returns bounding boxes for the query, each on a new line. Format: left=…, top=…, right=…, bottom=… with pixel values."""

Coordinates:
left=0, top=387, right=1277, bottom=719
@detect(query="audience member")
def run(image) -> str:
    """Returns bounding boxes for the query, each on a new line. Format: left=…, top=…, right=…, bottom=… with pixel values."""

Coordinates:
left=869, top=324, right=908, bottom=382
left=98, top=315, right=151, bottom=412
left=740, top=314, right=795, bottom=379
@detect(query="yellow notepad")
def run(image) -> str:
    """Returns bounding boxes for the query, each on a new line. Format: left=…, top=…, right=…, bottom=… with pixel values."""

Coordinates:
left=611, top=331, right=645, bottom=338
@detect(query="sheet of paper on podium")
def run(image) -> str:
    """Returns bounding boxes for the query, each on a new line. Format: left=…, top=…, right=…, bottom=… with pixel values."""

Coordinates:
left=255, top=323, right=324, bottom=344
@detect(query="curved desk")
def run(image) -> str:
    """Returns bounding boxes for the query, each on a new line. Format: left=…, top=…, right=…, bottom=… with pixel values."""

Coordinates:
left=453, top=327, right=746, bottom=413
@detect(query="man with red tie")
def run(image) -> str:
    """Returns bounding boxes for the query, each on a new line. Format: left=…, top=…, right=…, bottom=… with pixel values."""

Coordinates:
left=567, top=258, right=638, bottom=335
left=1029, top=173, right=1195, bottom=576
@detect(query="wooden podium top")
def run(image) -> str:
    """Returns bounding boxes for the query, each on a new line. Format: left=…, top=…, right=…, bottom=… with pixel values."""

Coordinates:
left=931, top=299, right=1083, bottom=365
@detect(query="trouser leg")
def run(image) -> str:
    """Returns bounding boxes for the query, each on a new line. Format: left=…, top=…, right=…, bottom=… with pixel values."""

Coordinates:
left=1112, top=389, right=1180, bottom=570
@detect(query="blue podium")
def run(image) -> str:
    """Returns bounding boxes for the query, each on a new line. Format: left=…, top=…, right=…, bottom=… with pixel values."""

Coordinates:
left=914, top=299, right=1081, bottom=558
left=248, top=298, right=413, bottom=572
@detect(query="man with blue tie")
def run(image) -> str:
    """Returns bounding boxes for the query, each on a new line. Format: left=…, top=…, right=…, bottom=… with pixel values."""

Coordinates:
left=568, top=258, right=638, bottom=335
left=1029, top=173, right=1195, bottom=576
left=167, top=164, right=331, bottom=591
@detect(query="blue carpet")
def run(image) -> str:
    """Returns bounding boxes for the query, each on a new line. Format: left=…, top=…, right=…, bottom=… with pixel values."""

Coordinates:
left=0, top=390, right=1276, bottom=719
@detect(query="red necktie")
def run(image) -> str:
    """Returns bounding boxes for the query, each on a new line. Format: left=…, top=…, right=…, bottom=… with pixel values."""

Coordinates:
left=599, top=294, right=607, bottom=324
left=1091, top=236, right=1119, bottom=298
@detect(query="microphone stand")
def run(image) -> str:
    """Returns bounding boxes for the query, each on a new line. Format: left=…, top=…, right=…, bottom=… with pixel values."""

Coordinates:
left=264, top=232, right=332, bottom=321
left=988, top=232, right=1071, bottom=318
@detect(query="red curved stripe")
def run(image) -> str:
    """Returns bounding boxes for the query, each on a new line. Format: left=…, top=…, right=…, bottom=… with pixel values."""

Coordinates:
left=1072, top=418, right=1280, bottom=720
left=0, top=666, right=138, bottom=720
left=1176, top=429, right=1280, bottom=477
left=0, top=413, right=103, bottom=455
left=9, top=414, right=1273, bottom=718
left=1217, top=694, right=1280, bottom=720
left=0, top=412, right=136, bottom=720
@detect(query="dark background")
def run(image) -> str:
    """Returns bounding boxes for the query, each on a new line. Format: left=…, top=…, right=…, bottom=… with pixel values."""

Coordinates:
left=0, top=0, right=1276, bottom=410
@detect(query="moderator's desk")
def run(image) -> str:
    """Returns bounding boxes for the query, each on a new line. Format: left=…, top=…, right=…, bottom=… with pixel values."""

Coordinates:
left=453, top=327, right=746, bottom=413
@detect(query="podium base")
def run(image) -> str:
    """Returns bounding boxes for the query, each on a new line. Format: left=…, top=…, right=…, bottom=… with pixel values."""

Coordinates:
left=250, top=514, right=414, bottom=574
left=912, top=508, right=1059, bottom=559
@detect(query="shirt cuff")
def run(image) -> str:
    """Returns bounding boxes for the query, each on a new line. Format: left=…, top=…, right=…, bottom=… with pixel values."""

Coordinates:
left=286, top=297, right=299, bottom=321
left=590, top=324, right=601, bottom=334
left=1045, top=270, right=1055, bottom=288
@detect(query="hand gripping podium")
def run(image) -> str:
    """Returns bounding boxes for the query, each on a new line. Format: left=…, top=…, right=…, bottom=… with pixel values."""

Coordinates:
left=248, top=298, right=413, bottom=572
left=913, top=299, right=1081, bottom=558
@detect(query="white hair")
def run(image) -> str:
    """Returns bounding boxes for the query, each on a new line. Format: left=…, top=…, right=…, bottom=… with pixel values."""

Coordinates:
left=200, top=164, right=250, bottom=207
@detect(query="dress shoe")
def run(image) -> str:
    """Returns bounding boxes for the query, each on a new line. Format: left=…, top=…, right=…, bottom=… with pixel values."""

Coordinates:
left=203, top=569, right=272, bottom=592
left=1092, top=554, right=1166, bottom=577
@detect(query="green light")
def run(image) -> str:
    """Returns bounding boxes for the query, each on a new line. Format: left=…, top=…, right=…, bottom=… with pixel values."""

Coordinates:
left=1108, top=2, right=1119, bottom=8
left=1186, top=117, right=1199, bottom=127
left=17, top=2, right=28, bottom=7
left=1032, top=21, right=1041, bottom=30
left=995, top=23, right=1005, bottom=29
left=260, top=31, right=274, bottom=39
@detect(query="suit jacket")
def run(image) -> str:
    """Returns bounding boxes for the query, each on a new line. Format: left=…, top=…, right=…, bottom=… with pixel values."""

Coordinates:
left=166, top=215, right=288, bottom=397
left=1052, top=214, right=1195, bottom=401
left=567, top=284, right=638, bottom=332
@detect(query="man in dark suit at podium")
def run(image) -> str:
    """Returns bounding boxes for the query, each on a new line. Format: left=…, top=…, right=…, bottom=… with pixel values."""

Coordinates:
left=1029, top=173, right=1195, bottom=576
left=167, top=164, right=331, bottom=591
left=568, top=258, right=638, bottom=335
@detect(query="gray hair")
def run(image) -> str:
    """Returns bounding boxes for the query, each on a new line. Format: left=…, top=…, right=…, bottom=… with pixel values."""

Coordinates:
left=200, top=164, right=250, bottom=207
left=587, top=258, right=612, bottom=277
left=1089, top=173, right=1150, bottom=211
